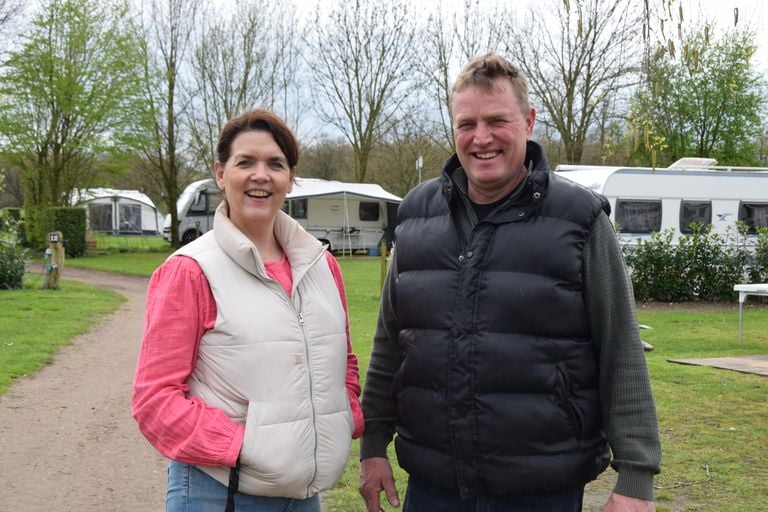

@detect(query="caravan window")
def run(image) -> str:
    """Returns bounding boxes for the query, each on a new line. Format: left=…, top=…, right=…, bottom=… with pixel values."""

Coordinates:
left=88, top=204, right=112, bottom=232
left=290, top=199, right=308, bottom=219
left=189, top=190, right=221, bottom=215
left=119, top=203, right=142, bottom=233
left=739, top=202, right=768, bottom=234
left=359, top=202, right=380, bottom=221
left=615, top=199, right=661, bottom=233
left=207, top=191, right=222, bottom=214
left=680, top=201, right=712, bottom=234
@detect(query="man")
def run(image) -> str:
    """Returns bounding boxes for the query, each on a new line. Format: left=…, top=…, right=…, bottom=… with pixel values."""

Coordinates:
left=358, top=52, right=661, bottom=512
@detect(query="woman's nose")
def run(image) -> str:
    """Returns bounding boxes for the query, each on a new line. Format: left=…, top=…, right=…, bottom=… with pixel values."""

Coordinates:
left=249, top=162, right=269, bottom=181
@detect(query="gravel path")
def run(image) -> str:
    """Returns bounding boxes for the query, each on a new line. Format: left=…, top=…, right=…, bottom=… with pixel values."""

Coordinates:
left=1, top=263, right=617, bottom=511
left=0, top=265, right=166, bottom=511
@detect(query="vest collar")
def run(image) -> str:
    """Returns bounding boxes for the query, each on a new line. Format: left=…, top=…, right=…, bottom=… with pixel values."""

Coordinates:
left=213, top=202, right=326, bottom=282
left=441, top=141, right=550, bottom=223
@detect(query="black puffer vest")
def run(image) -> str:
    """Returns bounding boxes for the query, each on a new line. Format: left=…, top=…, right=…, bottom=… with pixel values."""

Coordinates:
left=392, top=149, right=611, bottom=498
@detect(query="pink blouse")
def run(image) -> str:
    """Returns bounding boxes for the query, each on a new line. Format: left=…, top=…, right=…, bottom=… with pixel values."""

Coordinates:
left=131, top=252, right=364, bottom=468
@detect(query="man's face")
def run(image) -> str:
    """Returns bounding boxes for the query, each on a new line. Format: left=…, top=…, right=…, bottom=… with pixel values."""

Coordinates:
left=452, top=79, right=535, bottom=204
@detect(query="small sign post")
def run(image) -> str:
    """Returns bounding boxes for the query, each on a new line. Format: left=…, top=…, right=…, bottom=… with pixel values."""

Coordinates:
left=44, top=231, right=65, bottom=290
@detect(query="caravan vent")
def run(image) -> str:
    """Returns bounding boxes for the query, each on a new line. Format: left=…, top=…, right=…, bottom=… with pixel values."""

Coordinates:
left=668, top=157, right=718, bottom=169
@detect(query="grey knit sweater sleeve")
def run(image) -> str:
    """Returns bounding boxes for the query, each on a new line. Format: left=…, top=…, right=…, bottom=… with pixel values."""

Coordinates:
left=585, top=213, right=662, bottom=500
left=360, top=253, right=402, bottom=460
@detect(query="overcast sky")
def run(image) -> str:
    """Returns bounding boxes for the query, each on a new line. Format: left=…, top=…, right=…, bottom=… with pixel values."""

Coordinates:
left=285, top=0, right=768, bottom=74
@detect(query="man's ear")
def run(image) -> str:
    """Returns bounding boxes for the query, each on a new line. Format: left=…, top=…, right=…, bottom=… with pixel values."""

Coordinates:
left=525, top=108, right=536, bottom=139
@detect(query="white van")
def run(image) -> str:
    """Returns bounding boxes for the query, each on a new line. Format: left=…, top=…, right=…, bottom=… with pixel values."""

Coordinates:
left=163, top=179, right=222, bottom=244
left=165, top=177, right=402, bottom=252
left=554, top=158, right=768, bottom=245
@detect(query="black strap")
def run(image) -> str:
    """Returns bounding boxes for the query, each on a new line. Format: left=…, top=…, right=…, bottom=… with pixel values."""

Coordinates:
left=225, top=458, right=241, bottom=512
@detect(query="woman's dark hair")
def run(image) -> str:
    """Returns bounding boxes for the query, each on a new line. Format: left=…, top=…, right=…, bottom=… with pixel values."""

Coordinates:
left=216, top=109, right=299, bottom=168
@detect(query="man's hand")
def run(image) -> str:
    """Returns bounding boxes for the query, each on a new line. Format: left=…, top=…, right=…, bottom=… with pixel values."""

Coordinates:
left=359, top=457, right=400, bottom=512
left=602, top=492, right=655, bottom=512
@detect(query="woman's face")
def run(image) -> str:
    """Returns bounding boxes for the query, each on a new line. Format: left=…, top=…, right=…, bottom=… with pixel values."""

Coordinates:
left=214, top=130, right=294, bottom=237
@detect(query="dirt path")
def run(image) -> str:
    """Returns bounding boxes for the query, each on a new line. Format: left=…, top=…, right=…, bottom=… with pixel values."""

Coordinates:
left=0, top=265, right=166, bottom=512
left=1, top=264, right=618, bottom=511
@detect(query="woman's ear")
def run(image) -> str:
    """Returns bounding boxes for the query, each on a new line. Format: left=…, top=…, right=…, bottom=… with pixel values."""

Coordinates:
left=287, top=168, right=295, bottom=194
left=214, top=161, right=225, bottom=192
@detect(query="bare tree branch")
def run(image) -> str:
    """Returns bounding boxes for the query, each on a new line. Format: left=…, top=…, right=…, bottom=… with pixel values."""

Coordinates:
left=133, top=0, right=202, bottom=247
left=186, top=0, right=303, bottom=173
left=307, top=0, right=418, bottom=183
left=501, top=0, right=641, bottom=164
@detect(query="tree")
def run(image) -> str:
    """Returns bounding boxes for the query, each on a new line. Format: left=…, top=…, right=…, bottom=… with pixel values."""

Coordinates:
left=132, top=0, right=201, bottom=248
left=186, top=0, right=303, bottom=173
left=299, top=139, right=354, bottom=182
left=0, top=0, right=144, bottom=216
left=641, top=28, right=766, bottom=165
left=369, top=130, right=451, bottom=199
left=307, top=0, right=417, bottom=183
left=0, top=0, right=22, bottom=37
left=420, top=0, right=505, bottom=152
left=500, top=0, right=641, bottom=164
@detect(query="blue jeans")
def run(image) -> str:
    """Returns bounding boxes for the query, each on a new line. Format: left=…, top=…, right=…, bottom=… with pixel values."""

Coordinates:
left=403, top=477, right=584, bottom=512
left=166, top=461, right=321, bottom=512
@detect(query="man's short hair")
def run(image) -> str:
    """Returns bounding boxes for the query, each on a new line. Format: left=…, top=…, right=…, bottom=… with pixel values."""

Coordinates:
left=451, top=52, right=531, bottom=114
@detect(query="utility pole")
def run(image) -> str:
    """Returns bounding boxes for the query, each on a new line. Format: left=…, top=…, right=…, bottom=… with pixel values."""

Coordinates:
left=416, top=155, right=423, bottom=184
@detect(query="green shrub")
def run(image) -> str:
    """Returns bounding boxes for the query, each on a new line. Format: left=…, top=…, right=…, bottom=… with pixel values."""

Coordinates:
left=44, top=207, right=87, bottom=258
left=1, top=208, right=26, bottom=246
left=625, top=225, right=763, bottom=302
left=0, top=218, right=27, bottom=290
left=23, top=206, right=47, bottom=250
left=748, top=227, right=768, bottom=283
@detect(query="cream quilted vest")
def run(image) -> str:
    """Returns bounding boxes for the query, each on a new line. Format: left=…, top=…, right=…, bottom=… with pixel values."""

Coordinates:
left=174, top=204, right=352, bottom=498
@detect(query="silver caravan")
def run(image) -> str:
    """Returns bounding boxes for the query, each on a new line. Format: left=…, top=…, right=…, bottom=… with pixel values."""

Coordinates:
left=554, top=158, right=768, bottom=245
left=165, top=177, right=402, bottom=252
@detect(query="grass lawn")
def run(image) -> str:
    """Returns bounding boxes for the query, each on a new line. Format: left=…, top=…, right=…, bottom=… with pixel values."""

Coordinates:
left=11, top=251, right=768, bottom=510
left=89, top=232, right=170, bottom=252
left=0, top=277, right=125, bottom=395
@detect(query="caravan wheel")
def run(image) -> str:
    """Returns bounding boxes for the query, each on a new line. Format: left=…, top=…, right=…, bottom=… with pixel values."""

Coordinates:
left=181, top=229, right=199, bottom=245
left=318, top=238, right=332, bottom=251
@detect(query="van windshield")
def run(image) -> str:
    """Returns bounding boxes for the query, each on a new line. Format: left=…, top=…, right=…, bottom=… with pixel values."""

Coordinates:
left=176, top=186, right=199, bottom=215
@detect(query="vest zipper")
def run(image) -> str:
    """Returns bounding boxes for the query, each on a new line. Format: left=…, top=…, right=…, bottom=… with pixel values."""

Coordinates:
left=296, top=296, right=320, bottom=496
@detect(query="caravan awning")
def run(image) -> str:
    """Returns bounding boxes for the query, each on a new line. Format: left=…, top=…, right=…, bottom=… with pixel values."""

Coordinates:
left=287, top=178, right=401, bottom=202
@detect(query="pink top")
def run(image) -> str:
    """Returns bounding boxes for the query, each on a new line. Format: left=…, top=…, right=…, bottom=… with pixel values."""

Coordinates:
left=131, top=252, right=364, bottom=468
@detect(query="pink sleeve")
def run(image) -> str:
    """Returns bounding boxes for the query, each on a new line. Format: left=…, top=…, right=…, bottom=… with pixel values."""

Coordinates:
left=131, top=256, right=244, bottom=467
left=326, top=252, right=365, bottom=439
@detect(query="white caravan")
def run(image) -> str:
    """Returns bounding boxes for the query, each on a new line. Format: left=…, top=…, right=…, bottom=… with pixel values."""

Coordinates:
left=554, top=158, right=768, bottom=245
left=165, top=177, right=402, bottom=252
left=75, top=188, right=164, bottom=235
left=163, top=179, right=223, bottom=244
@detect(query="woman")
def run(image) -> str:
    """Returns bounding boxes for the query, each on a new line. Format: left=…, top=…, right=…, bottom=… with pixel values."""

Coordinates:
left=132, top=109, right=364, bottom=512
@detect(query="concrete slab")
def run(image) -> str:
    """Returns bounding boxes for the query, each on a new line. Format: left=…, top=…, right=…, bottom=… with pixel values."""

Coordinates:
left=668, top=355, right=768, bottom=377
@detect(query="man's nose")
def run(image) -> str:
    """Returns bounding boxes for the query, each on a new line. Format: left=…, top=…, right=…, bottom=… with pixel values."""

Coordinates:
left=473, top=123, right=493, bottom=145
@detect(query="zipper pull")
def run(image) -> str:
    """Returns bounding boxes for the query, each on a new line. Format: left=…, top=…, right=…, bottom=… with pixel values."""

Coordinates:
left=298, top=313, right=304, bottom=326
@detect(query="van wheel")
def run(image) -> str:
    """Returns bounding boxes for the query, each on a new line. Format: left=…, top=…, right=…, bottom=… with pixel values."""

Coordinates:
left=318, top=238, right=332, bottom=251
left=181, top=229, right=199, bottom=245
